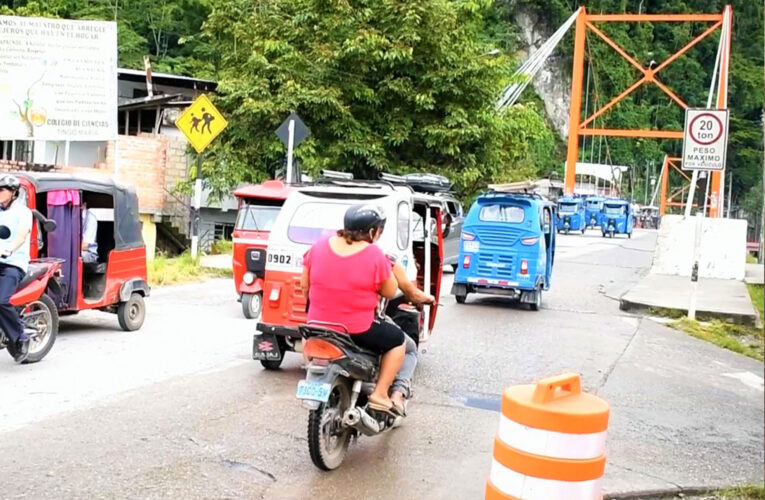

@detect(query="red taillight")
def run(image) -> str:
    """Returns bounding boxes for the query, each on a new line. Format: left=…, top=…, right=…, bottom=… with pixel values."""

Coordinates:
left=304, top=338, right=345, bottom=360
left=461, top=232, right=475, bottom=241
left=520, top=260, right=529, bottom=275
left=521, top=237, right=539, bottom=245
left=462, top=255, right=471, bottom=268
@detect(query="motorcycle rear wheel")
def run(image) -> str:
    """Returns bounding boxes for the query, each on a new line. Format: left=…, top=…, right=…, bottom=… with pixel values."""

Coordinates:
left=308, top=378, right=352, bottom=471
left=23, top=294, right=59, bottom=364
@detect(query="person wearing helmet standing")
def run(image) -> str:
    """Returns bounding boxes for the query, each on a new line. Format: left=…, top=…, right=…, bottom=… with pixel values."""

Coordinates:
left=300, top=204, right=406, bottom=415
left=0, top=175, right=32, bottom=363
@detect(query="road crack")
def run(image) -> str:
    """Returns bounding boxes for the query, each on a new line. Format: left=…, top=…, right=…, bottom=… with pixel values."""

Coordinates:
left=596, top=317, right=643, bottom=395
left=607, top=461, right=683, bottom=491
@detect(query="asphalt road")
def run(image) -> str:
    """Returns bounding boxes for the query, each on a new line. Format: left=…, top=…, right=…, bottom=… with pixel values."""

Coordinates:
left=0, top=229, right=762, bottom=499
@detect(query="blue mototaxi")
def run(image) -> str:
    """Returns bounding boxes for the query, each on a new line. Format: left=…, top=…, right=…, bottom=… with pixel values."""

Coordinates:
left=451, top=192, right=556, bottom=311
left=556, top=196, right=586, bottom=235
left=599, top=198, right=633, bottom=238
left=585, top=196, right=605, bottom=228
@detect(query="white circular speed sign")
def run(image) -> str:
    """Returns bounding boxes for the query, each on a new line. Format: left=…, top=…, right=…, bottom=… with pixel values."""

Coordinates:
left=689, top=113, right=724, bottom=146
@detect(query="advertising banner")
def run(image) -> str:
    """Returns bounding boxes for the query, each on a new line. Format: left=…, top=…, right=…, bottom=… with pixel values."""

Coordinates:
left=0, top=16, right=118, bottom=141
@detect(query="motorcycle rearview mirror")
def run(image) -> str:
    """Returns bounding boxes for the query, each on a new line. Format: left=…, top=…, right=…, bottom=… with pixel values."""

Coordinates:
left=42, top=219, right=57, bottom=232
left=31, top=209, right=57, bottom=232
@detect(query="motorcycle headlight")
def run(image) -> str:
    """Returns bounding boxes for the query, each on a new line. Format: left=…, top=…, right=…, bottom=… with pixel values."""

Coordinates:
left=243, top=272, right=255, bottom=285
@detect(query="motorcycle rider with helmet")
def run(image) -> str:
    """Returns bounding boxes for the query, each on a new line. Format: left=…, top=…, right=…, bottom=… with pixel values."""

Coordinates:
left=301, top=204, right=414, bottom=415
left=0, top=175, right=33, bottom=363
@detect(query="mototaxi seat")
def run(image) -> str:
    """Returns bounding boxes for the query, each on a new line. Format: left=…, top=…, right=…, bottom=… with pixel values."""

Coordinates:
left=83, top=261, right=107, bottom=275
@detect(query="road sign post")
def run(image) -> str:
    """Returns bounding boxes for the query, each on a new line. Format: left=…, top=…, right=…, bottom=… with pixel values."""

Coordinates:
left=276, top=112, right=310, bottom=184
left=681, top=108, right=729, bottom=217
left=176, top=94, right=228, bottom=258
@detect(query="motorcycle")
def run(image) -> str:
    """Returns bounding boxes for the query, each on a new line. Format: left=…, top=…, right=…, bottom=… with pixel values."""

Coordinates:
left=0, top=213, right=62, bottom=364
left=296, top=298, right=420, bottom=470
left=0, top=258, right=63, bottom=364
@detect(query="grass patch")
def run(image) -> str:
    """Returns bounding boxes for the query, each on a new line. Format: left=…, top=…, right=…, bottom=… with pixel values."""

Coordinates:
left=210, top=239, right=233, bottom=255
left=149, top=252, right=231, bottom=287
left=648, top=306, right=685, bottom=319
left=746, top=254, right=758, bottom=264
left=747, top=284, right=764, bottom=321
left=670, top=317, right=764, bottom=361
left=717, top=484, right=765, bottom=499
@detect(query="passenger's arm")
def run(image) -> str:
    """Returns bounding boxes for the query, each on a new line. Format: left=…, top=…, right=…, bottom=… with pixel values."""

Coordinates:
left=392, top=261, right=434, bottom=304
left=300, top=266, right=310, bottom=297
left=378, top=274, right=398, bottom=299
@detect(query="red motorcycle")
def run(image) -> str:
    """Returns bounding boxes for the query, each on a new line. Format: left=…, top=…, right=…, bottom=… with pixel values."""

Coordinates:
left=0, top=215, right=62, bottom=364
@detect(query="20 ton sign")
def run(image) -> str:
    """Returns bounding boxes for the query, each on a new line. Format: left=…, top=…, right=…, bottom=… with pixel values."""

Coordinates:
left=681, top=108, right=729, bottom=171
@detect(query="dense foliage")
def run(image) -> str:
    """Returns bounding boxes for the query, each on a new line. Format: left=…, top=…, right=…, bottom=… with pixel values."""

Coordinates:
left=512, top=0, right=764, bottom=207
left=198, top=0, right=556, bottom=197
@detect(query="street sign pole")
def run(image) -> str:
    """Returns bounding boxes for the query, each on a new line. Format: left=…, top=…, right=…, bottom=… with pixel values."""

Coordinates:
left=276, top=112, right=310, bottom=184
left=286, top=118, right=295, bottom=184
left=191, top=154, right=202, bottom=260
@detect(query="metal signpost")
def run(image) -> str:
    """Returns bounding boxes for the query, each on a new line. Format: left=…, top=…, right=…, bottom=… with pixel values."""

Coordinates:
left=275, top=112, right=310, bottom=183
left=176, top=94, right=229, bottom=258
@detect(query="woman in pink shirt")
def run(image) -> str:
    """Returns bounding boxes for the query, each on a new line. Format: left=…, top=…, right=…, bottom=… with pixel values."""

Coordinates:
left=301, top=205, right=406, bottom=415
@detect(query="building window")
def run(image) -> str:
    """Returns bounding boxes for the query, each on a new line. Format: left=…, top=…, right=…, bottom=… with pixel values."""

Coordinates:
left=214, top=223, right=234, bottom=241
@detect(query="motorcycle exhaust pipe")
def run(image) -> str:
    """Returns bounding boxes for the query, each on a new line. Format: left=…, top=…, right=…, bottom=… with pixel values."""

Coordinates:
left=343, top=407, right=381, bottom=436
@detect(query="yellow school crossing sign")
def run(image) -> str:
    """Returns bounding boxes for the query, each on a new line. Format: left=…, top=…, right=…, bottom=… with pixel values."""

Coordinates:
left=176, top=94, right=228, bottom=153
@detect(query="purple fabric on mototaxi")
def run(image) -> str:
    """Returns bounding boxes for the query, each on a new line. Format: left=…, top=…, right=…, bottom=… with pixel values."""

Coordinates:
left=46, top=190, right=80, bottom=307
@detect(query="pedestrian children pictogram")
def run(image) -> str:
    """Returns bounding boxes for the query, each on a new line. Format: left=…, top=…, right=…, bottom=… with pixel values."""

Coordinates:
left=176, top=94, right=228, bottom=154
left=681, top=108, right=729, bottom=172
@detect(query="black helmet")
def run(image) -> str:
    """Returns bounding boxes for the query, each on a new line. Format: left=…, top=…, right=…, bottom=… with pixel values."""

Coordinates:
left=344, top=204, right=386, bottom=233
left=0, top=174, right=20, bottom=191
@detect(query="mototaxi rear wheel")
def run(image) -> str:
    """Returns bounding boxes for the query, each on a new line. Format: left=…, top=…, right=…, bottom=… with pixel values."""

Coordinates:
left=308, top=378, right=352, bottom=470
left=242, top=292, right=262, bottom=319
left=118, top=293, right=146, bottom=331
left=260, top=336, right=288, bottom=370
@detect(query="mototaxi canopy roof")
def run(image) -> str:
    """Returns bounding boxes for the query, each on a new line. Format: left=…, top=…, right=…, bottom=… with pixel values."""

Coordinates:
left=16, top=172, right=143, bottom=251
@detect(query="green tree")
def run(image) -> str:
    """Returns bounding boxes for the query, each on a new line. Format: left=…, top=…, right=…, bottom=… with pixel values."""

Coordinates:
left=200, top=0, right=554, bottom=198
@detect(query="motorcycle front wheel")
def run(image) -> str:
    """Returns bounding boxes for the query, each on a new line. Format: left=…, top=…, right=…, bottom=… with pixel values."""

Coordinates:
left=308, top=377, right=352, bottom=471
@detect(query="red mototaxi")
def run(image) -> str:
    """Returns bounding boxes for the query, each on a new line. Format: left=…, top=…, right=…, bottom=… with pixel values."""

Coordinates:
left=19, top=172, right=149, bottom=329
left=232, top=180, right=292, bottom=319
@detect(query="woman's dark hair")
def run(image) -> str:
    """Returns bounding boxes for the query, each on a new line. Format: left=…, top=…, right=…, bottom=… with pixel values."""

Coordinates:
left=338, top=204, right=386, bottom=243
left=337, top=226, right=382, bottom=244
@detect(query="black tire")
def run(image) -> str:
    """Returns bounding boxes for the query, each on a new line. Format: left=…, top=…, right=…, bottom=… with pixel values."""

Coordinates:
left=451, top=264, right=458, bottom=273
left=242, top=292, right=262, bottom=319
left=260, top=336, right=288, bottom=370
left=628, top=232, right=632, bottom=239
left=308, top=378, right=352, bottom=471
left=117, top=293, right=146, bottom=331
left=455, top=294, right=466, bottom=304
left=23, top=294, right=59, bottom=364
left=529, top=288, right=542, bottom=311
left=582, top=228, right=586, bottom=235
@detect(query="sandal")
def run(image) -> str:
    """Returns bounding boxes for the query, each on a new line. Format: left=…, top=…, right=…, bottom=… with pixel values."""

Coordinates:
left=367, top=396, right=403, bottom=417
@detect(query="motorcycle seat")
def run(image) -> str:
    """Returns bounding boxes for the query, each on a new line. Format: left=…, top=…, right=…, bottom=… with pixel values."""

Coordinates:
left=17, top=263, right=49, bottom=291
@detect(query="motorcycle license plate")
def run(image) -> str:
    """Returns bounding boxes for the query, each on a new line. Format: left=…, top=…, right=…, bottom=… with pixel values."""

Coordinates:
left=252, top=334, right=282, bottom=361
left=296, top=380, right=332, bottom=403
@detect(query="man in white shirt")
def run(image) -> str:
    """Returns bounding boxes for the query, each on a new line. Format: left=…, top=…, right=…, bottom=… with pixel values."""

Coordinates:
left=81, top=201, right=98, bottom=263
left=0, top=175, right=32, bottom=363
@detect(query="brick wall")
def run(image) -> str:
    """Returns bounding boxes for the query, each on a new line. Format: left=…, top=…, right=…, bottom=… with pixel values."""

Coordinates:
left=1, top=134, right=192, bottom=222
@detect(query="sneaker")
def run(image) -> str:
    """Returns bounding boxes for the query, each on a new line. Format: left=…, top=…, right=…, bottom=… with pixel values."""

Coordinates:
left=13, top=339, right=29, bottom=363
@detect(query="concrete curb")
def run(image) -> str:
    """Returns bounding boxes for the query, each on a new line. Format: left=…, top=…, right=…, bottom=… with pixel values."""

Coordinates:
left=605, top=486, right=715, bottom=499
left=619, top=295, right=759, bottom=327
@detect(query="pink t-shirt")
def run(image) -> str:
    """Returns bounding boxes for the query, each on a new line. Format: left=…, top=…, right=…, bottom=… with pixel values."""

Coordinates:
left=304, top=236, right=391, bottom=334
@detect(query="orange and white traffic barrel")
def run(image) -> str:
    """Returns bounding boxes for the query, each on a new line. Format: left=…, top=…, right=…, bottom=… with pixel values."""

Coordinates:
left=485, top=373, right=610, bottom=500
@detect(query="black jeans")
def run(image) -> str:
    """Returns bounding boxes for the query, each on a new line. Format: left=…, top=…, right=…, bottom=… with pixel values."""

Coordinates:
left=0, top=264, right=24, bottom=343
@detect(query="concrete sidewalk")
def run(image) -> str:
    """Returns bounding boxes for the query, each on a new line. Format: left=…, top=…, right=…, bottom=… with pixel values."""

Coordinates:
left=620, top=273, right=759, bottom=325
left=199, top=253, right=232, bottom=270
left=745, top=263, right=764, bottom=285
